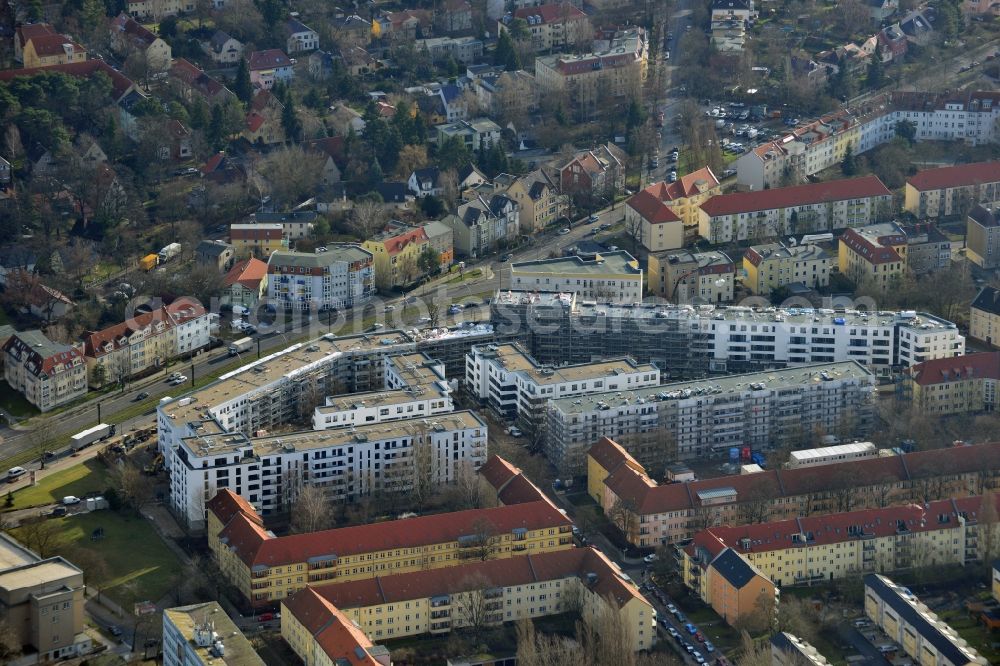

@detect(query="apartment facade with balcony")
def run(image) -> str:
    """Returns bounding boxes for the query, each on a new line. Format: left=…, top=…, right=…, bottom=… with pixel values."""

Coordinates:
left=291, top=547, right=656, bottom=651
left=742, top=242, right=831, bottom=295
left=3, top=330, right=87, bottom=412
left=903, top=351, right=1000, bottom=416
left=904, top=161, right=1000, bottom=220
left=266, top=247, right=374, bottom=311
left=698, top=175, right=892, bottom=244
left=586, top=437, right=1000, bottom=548
left=548, top=361, right=874, bottom=476
left=207, top=489, right=572, bottom=607
left=465, top=342, right=658, bottom=435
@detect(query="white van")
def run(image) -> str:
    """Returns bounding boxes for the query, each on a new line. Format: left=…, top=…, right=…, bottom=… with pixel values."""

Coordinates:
left=7, top=467, right=27, bottom=482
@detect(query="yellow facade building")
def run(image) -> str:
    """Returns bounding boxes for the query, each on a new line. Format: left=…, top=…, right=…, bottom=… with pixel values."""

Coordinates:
left=903, top=161, right=1000, bottom=219
left=682, top=495, right=994, bottom=595
left=903, top=351, right=1000, bottom=416
left=22, top=34, right=87, bottom=68
left=290, top=546, right=657, bottom=651
left=971, top=286, right=1000, bottom=347
left=362, top=223, right=433, bottom=290
left=207, top=489, right=574, bottom=608
left=742, top=242, right=831, bottom=295
left=282, top=588, right=391, bottom=666
left=838, top=224, right=907, bottom=291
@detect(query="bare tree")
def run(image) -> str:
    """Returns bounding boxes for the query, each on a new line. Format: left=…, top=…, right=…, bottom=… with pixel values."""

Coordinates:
left=114, top=463, right=153, bottom=514
left=438, top=169, right=460, bottom=207
left=454, top=459, right=488, bottom=509
left=411, top=426, right=437, bottom=505
left=736, top=630, right=771, bottom=666
left=979, top=490, right=999, bottom=572
left=454, top=572, right=502, bottom=642
left=349, top=199, right=386, bottom=240
left=462, top=517, right=501, bottom=561
left=608, top=497, right=639, bottom=543
left=258, top=146, right=325, bottom=206
left=577, top=595, right=636, bottom=666
left=0, top=617, right=20, bottom=662
left=15, top=517, right=61, bottom=557
left=290, top=484, right=333, bottom=534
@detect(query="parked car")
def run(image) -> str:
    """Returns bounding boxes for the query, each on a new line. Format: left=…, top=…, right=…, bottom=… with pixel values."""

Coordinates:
left=667, top=627, right=680, bottom=638
left=109, top=625, right=123, bottom=637
left=589, top=214, right=600, bottom=223
left=49, top=506, right=67, bottom=517
left=685, top=623, right=698, bottom=634
left=643, top=554, right=658, bottom=563
left=62, top=496, right=81, bottom=505
left=704, top=641, right=715, bottom=653
left=508, top=427, right=523, bottom=438
left=499, top=253, right=512, bottom=262
left=558, top=227, right=571, bottom=235
left=666, top=603, right=677, bottom=614
left=695, top=631, right=706, bottom=643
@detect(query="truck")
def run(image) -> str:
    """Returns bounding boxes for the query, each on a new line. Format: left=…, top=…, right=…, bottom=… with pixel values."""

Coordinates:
left=139, top=254, right=159, bottom=271
left=158, top=243, right=181, bottom=262
left=71, top=423, right=115, bottom=451
left=228, top=337, right=253, bottom=356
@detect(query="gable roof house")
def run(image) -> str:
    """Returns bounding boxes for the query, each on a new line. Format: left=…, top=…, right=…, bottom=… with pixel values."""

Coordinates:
left=302, top=136, right=346, bottom=188
left=449, top=194, right=520, bottom=257
left=202, top=30, right=244, bottom=65
left=110, top=13, right=172, bottom=72
left=243, top=89, right=286, bottom=146
left=3, top=330, right=87, bottom=411
left=248, top=49, right=294, bottom=90
left=559, top=143, right=627, bottom=198
left=222, top=257, right=268, bottom=309
left=14, top=23, right=57, bottom=62
left=169, top=58, right=237, bottom=106
left=195, top=240, right=236, bottom=272
left=21, top=31, right=87, bottom=69
left=407, top=167, right=444, bottom=198
left=285, top=17, right=319, bottom=54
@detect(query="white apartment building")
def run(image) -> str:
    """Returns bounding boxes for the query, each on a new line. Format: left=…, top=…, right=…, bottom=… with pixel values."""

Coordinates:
left=312, top=388, right=453, bottom=431
left=169, top=411, right=488, bottom=528
left=266, top=246, right=374, bottom=312
left=735, top=91, right=1000, bottom=191
left=864, top=574, right=988, bottom=666
left=786, top=441, right=878, bottom=468
left=162, top=602, right=264, bottom=666
left=509, top=250, right=644, bottom=303
left=167, top=299, right=212, bottom=358
left=465, top=342, right=659, bottom=433
left=545, top=361, right=875, bottom=474
left=2, top=330, right=87, bottom=412
left=156, top=328, right=496, bottom=474
left=697, top=175, right=891, bottom=244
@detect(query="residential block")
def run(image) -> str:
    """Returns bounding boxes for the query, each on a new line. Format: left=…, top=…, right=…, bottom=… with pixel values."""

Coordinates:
left=266, top=247, right=374, bottom=312
left=903, top=351, right=1000, bottom=415
left=742, top=242, right=831, bottom=296
left=207, top=489, right=572, bottom=607
left=904, top=161, right=1000, bottom=220
left=647, top=249, right=735, bottom=303
left=3, top=330, right=87, bottom=412
left=509, top=250, right=644, bottom=303
left=586, top=437, right=1000, bottom=548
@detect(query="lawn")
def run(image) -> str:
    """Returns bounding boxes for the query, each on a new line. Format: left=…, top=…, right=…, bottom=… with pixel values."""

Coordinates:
left=938, top=609, right=1000, bottom=664
left=6, top=459, right=113, bottom=509
left=15, top=511, right=183, bottom=607
left=0, top=380, right=40, bottom=418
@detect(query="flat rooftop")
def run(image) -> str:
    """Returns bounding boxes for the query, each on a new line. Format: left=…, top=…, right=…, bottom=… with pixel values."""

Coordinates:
left=0, top=559, right=80, bottom=593
left=181, top=410, right=486, bottom=458
left=317, top=386, right=447, bottom=414
left=549, top=361, right=873, bottom=415
left=0, top=533, right=39, bottom=570
left=160, top=325, right=496, bottom=429
left=511, top=250, right=641, bottom=277
left=385, top=352, right=446, bottom=387
left=477, top=343, right=654, bottom=385
left=492, top=291, right=959, bottom=332
left=164, top=602, right=265, bottom=666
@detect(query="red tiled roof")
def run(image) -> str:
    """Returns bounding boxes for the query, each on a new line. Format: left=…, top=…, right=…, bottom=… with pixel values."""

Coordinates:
left=382, top=227, right=428, bottom=256
left=202, top=152, right=226, bottom=174
left=477, top=455, right=548, bottom=505
left=17, top=23, right=55, bottom=48
left=626, top=189, right=682, bottom=224
left=28, top=33, right=85, bottom=57
left=513, top=3, right=587, bottom=23
left=207, top=488, right=264, bottom=527
left=637, top=167, right=719, bottom=204
left=82, top=307, right=173, bottom=358
left=303, top=136, right=345, bottom=164
left=693, top=495, right=992, bottom=556
left=906, top=161, right=1000, bottom=191
left=312, top=547, right=646, bottom=611
left=282, top=588, right=382, bottom=665
left=906, top=351, right=1000, bottom=386
left=170, top=58, right=230, bottom=100
left=839, top=227, right=903, bottom=265
left=111, top=13, right=159, bottom=48
left=699, top=175, right=890, bottom=217
left=245, top=112, right=265, bottom=133
left=588, top=436, right=642, bottom=474
left=248, top=49, right=292, bottom=70
left=165, top=297, right=206, bottom=324
left=596, top=437, right=1000, bottom=517
left=223, top=257, right=268, bottom=290
left=218, top=500, right=572, bottom=568
left=249, top=89, right=280, bottom=113
left=0, top=60, right=134, bottom=102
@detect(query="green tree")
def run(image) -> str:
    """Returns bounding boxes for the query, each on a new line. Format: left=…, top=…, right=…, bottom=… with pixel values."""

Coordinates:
left=207, top=104, right=227, bottom=149
left=189, top=98, right=208, bottom=129
left=417, top=245, right=441, bottom=275
left=281, top=92, right=303, bottom=142
left=626, top=99, right=646, bottom=129
left=494, top=30, right=521, bottom=71
left=894, top=119, right=917, bottom=143
left=841, top=145, right=857, bottom=176
left=159, top=15, right=179, bottom=38
left=233, top=59, right=253, bottom=104
left=436, top=135, right=472, bottom=171
left=420, top=195, right=445, bottom=218
left=866, top=55, right=884, bottom=89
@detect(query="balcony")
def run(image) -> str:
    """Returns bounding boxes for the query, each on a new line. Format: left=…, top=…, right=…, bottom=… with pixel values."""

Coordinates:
left=430, top=610, right=451, bottom=619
